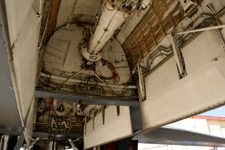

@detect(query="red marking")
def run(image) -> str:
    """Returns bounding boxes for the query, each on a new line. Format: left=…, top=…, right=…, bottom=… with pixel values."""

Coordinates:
left=129, top=142, right=133, bottom=150
left=191, top=116, right=225, bottom=121
left=76, top=20, right=84, bottom=27
left=46, top=0, right=55, bottom=39
left=104, top=142, right=116, bottom=150
left=114, top=60, right=120, bottom=64
left=102, top=59, right=120, bottom=83
left=48, top=98, right=54, bottom=109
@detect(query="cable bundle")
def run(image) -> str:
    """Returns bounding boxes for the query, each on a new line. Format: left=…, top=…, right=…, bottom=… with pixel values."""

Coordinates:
left=102, top=59, right=120, bottom=83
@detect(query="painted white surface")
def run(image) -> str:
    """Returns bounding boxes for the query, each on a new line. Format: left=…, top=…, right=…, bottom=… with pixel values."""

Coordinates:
left=24, top=98, right=35, bottom=145
left=5, top=0, right=35, bottom=44
left=209, top=125, right=223, bottom=137
left=84, top=106, right=133, bottom=149
left=95, top=38, right=131, bottom=85
left=141, top=27, right=225, bottom=131
left=56, top=0, right=101, bottom=28
left=4, top=1, right=41, bottom=145
left=144, top=55, right=179, bottom=97
left=221, top=127, right=225, bottom=137
left=168, top=118, right=209, bottom=134
left=74, top=0, right=100, bottom=16
left=44, top=24, right=85, bottom=74
left=89, top=3, right=125, bottom=54
left=142, top=60, right=225, bottom=131
left=56, top=0, right=76, bottom=29
left=12, top=6, right=40, bottom=122
left=182, top=31, right=225, bottom=75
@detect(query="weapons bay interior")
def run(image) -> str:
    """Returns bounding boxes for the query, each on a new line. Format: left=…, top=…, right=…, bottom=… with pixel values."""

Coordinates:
left=1, top=0, right=225, bottom=149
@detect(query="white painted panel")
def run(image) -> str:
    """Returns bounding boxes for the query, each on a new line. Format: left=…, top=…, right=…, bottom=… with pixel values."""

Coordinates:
left=84, top=106, right=133, bottom=149
left=209, top=125, right=223, bottom=137
left=56, top=0, right=75, bottom=29
left=145, top=56, right=179, bottom=97
left=167, top=118, right=210, bottom=134
left=74, top=0, right=100, bottom=15
left=24, top=98, right=35, bottom=145
left=221, top=127, right=225, bottom=137
left=5, top=0, right=34, bottom=44
left=140, top=24, right=225, bottom=131
left=185, top=119, right=209, bottom=134
left=182, top=31, right=224, bottom=75
left=13, top=7, right=40, bottom=121
left=141, top=62, right=225, bottom=131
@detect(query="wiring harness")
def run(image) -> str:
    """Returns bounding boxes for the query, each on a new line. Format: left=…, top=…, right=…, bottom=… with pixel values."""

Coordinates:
left=102, top=59, right=120, bottom=83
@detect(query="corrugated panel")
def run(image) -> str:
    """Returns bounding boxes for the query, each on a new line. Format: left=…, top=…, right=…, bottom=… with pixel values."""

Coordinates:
left=123, top=0, right=203, bottom=69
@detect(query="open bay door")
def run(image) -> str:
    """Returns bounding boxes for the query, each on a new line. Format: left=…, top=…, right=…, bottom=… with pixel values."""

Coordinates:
left=138, top=25, right=225, bottom=131
left=83, top=106, right=133, bottom=149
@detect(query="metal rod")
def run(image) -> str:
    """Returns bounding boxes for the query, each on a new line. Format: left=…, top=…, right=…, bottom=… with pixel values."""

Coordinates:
left=176, top=24, right=225, bottom=35
left=89, top=70, right=117, bottom=95
left=56, top=68, right=85, bottom=90
left=28, top=138, right=40, bottom=149
left=68, top=139, right=78, bottom=150
left=3, top=135, right=9, bottom=150
left=40, top=73, right=137, bottom=89
left=39, top=0, right=43, bottom=16
left=48, top=141, right=53, bottom=150
left=0, top=135, right=3, bottom=150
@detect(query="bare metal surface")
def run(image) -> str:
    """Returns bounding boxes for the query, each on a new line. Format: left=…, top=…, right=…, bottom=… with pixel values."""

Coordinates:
left=133, top=127, right=225, bottom=147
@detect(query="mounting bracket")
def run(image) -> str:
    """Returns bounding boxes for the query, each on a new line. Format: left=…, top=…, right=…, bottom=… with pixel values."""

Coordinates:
left=170, top=33, right=187, bottom=79
left=137, top=63, right=146, bottom=101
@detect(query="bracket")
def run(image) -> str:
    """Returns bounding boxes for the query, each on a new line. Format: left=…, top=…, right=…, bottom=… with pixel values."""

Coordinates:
left=28, top=138, right=40, bottom=149
left=117, top=106, right=120, bottom=116
left=102, top=105, right=105, bottom=125
left=1, top=135, right=9, bottom=150
left=206, top=4, right=225, bottom=51
left=13, top=134, right=25, bottom=150
left=48, top=141, right=54, bottom=150
left=84, top=116, right=87, bottom=135
left=137, top=63, right=146, bottom=101
left=68, top=139, right=78, bottom=150
left=170, top=33, right=187, bottom=79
